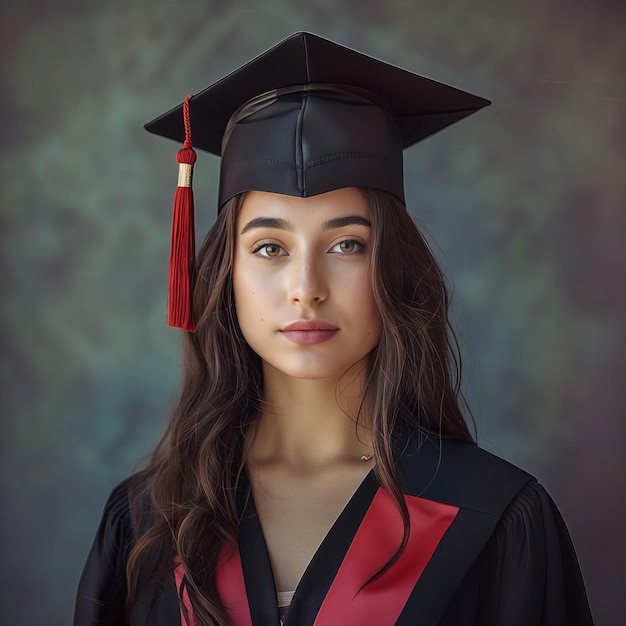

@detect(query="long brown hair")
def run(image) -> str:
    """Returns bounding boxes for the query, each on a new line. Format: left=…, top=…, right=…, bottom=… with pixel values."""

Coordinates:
left=126, top=188, right=474, bottom=625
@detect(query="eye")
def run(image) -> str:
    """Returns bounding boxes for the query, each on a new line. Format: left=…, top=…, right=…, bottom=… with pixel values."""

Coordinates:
left=330, top=240, right=364, bottom=254
left=253, top=243, right=286, bottom=258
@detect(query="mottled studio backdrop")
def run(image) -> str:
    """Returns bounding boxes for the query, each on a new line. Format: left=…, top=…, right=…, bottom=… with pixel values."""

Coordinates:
left=1, top=0, right=624, bottom=624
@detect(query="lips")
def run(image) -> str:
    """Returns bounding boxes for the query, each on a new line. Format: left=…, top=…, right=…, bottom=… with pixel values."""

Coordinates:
left=280, top=320, right=339, bottom=345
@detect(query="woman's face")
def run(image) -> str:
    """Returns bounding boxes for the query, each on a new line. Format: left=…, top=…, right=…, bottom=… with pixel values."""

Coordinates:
left=233, top=187, right=382, bottom=381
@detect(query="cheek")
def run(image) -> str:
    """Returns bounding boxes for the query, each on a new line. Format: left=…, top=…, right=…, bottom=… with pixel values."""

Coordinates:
left=343, top=271, right=382, bottom=329
left=233, top=275, right=255, bottom=322
left=233, top=266, right=273, bottom=328
left=232, top=265, right=251, bottom=320
left=346, top=270, right=378, bottom=308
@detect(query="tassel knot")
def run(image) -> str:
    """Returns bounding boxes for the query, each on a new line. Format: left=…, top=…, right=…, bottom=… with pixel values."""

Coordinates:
left=176, top=146, right=197, bottom=166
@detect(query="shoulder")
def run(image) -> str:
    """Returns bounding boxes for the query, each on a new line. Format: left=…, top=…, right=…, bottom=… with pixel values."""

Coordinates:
left=475, top=481, right=594, bottom=624
left=92, top=473, right=150, bottom=550
left=102, top=477, right=135, bottom=518
left=498, top=479, right=554, bottom=529
left=488, top=480, right=564, bottom=559
left=441, top=480, right=595, bottom=625
left=493, top=479, right=579, bottom=559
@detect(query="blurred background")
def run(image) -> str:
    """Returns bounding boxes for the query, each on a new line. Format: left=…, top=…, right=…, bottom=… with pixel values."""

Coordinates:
left=1, top=0, right=624, bottom=624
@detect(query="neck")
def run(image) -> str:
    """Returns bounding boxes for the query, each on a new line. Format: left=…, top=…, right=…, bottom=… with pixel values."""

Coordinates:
left=246, top=361, right=374, bottom=469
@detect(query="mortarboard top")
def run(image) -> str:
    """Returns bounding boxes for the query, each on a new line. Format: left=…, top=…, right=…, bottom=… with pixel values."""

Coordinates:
left=144, top=31, right=490, bottom=207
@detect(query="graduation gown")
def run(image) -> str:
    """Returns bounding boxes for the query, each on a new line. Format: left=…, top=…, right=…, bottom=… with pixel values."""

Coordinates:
left=74, top=436, right=594, bottom=625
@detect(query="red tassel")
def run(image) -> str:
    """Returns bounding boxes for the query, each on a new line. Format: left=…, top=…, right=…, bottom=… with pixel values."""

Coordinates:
left=168, top=95, right=197, bottom=332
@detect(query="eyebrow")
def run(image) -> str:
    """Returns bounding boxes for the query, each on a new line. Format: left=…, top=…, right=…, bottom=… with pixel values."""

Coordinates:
left=323, top=215, right=372, bottom=230
left=240, top=217, right=292, bottom=234
left=240, top=214, right=372, bottom=234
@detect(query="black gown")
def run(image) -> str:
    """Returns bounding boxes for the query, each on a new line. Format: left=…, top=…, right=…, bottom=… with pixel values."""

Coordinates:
left=74, top=436, right=594, bottom=625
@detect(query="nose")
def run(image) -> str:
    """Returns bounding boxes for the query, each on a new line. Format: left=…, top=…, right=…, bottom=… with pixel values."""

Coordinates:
left=287, top=254, right=328, bottom=306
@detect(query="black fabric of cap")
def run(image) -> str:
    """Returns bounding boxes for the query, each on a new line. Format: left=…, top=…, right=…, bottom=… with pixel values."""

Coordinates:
left=144, top=32, right=490, bottom=207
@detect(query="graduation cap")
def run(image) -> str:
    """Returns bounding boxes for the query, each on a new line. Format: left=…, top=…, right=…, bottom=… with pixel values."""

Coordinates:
left=144, top=31, right=490, bottom=331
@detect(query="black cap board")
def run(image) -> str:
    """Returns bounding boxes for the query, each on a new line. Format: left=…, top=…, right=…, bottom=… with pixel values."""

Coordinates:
left=145, top=31, right=490, bottom=207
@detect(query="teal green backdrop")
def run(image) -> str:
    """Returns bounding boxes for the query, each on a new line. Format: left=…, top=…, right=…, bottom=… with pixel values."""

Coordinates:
left=1, top=1, right=624, bottom=624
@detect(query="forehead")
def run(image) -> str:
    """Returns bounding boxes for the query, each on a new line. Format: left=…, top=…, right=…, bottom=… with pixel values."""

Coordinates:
left=237, top=188, right=371, bottom=228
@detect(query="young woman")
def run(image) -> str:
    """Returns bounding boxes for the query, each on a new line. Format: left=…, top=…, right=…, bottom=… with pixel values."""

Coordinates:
left=74, top=33, right=594, bottom=626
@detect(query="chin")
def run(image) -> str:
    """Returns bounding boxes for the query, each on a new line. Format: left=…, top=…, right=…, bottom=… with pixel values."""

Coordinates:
left=263, top=355, right=371, bottom=383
